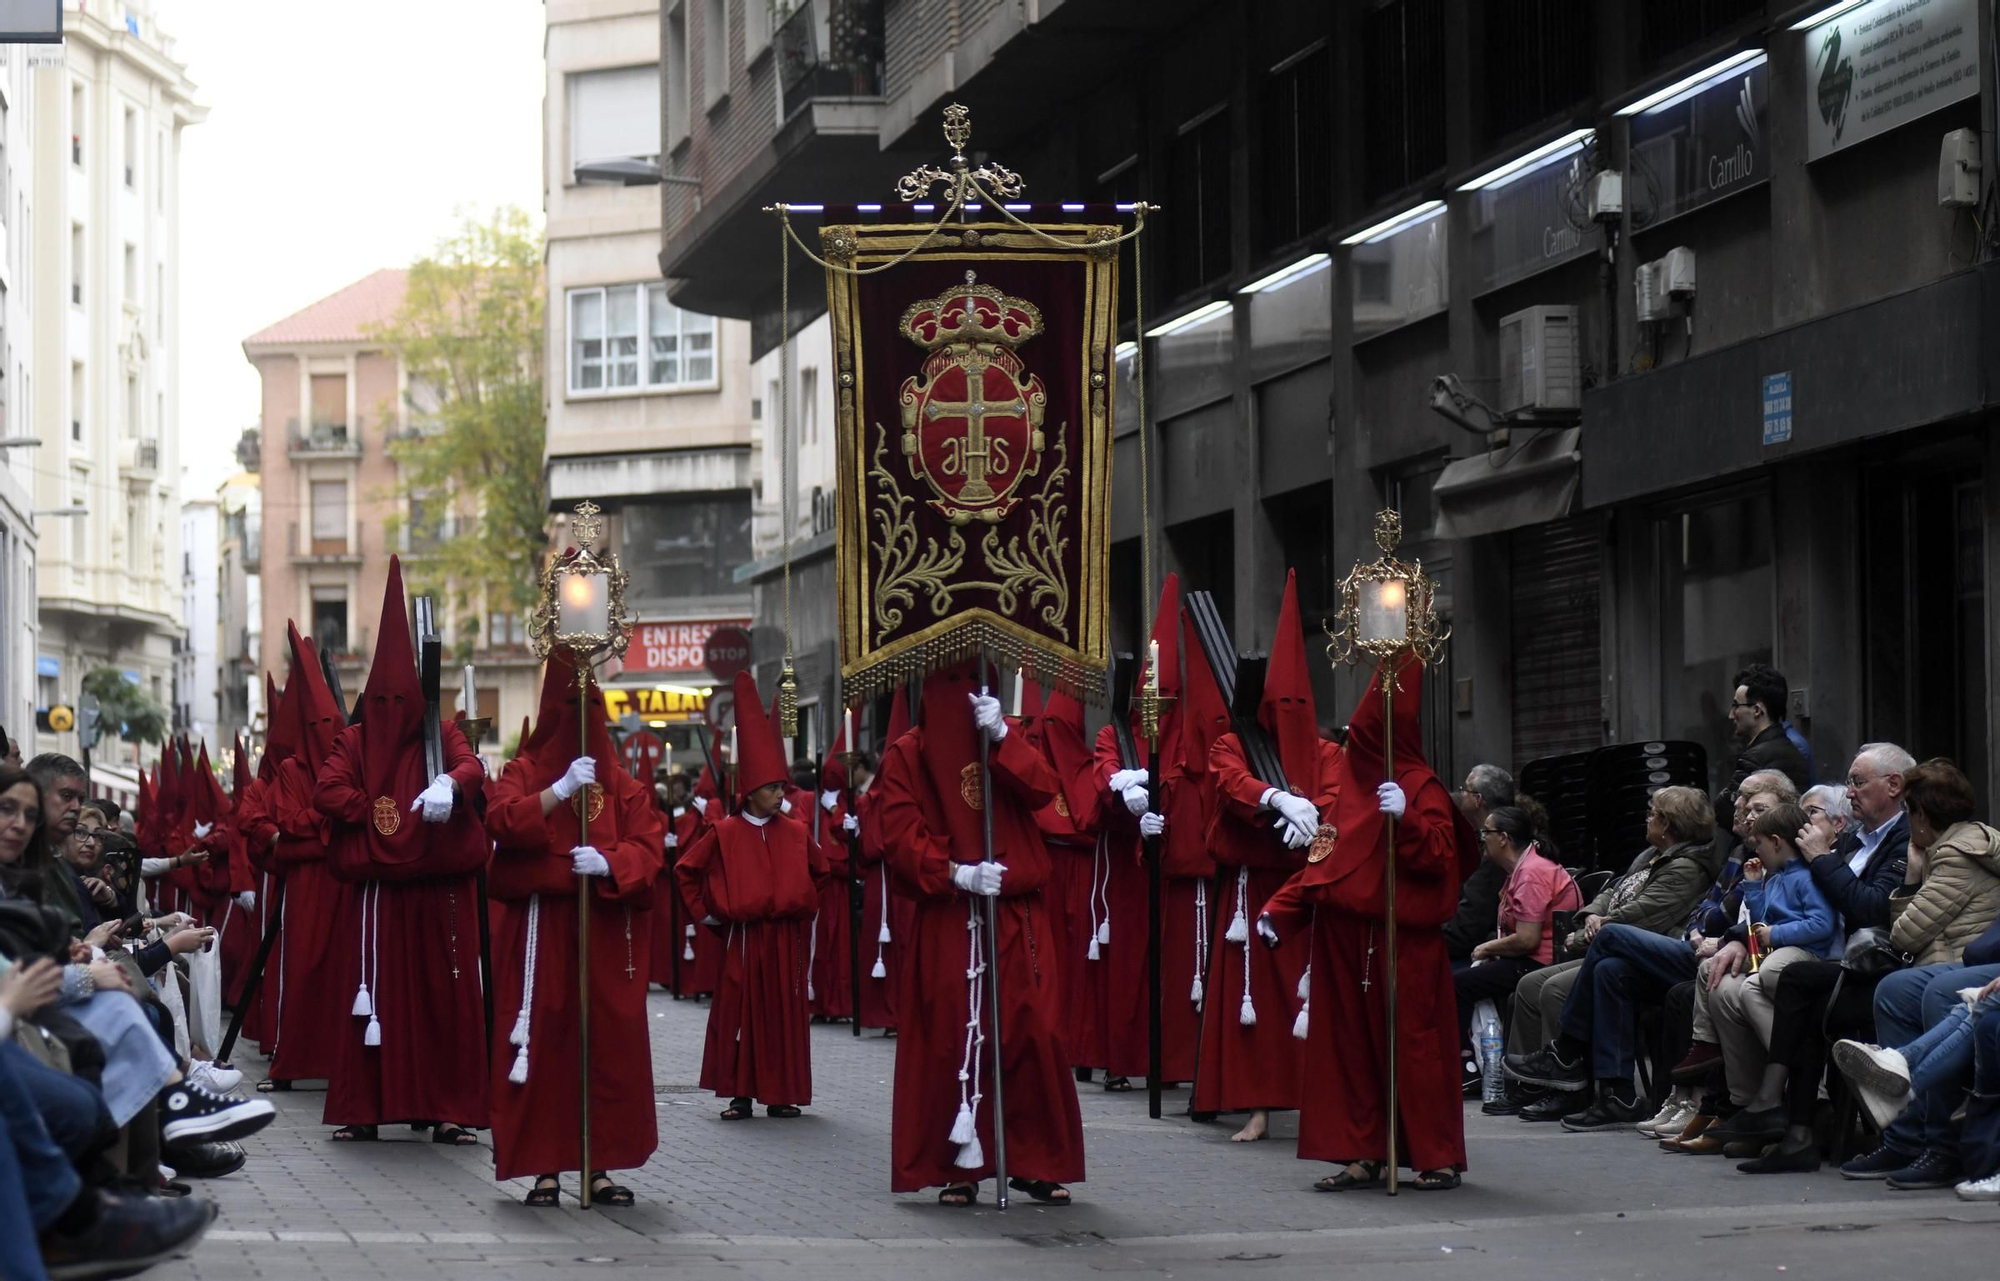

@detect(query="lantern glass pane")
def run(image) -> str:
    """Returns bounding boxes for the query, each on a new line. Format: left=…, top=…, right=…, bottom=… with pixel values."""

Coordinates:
left=1359, top=578, right=1408, bottom=644
left=558, top=569, right=611, bottom=637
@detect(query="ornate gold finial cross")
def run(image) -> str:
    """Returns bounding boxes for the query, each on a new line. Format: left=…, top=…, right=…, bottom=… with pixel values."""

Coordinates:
left=1373, top=509, right=1403, bottom=556
left=571, top=500, right=605, bottom=549
left=942, top=102, right=971, bottom=160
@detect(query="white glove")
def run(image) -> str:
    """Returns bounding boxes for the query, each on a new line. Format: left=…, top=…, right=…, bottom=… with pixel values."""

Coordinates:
left=664, top=831, right=678, bottom=850
left=780, top=798, right=793, bottom=815
left=1280, top=821, right=1314, bottom=851
left=192, top=822, right=213, bottom=840
left=692, top=795, right=708, bottom=815
left=1121, top=784, right=1150, bottom=816
left=1108, top=768, right=1148, bottom=795
left=1270, top=790, right=1319, bottom=830
left=235, top=891, right=256, bottom=911
left=821, top=788, right=841, bottom=812
left=570, top=845, right=611, bottom=877
left=552, top=756, right=596, bottom=801
left=157, top=912, right=192, bottom=930
left=969, top=692, right=1008, bottom=742
left=1256, top=914, right=1281, bottom=948
left=1378, top=782, right=1407, bottom=820
left=411, top=774, right=456, bottom=823
left=951, top=861, right=1005, bottom=897
left=843, top=813, right=859, bottom=835
left=1138, top=811, right=1166, bottom=839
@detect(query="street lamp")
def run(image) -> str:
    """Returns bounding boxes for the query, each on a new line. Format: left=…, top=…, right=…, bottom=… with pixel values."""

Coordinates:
left=572, top=157, right=704, bottom=209
left=32, top=508, right=88, bottom=518
left=0, top=437, right=42, bottom=448
left=1322, top=509, right=1449, bottom=1197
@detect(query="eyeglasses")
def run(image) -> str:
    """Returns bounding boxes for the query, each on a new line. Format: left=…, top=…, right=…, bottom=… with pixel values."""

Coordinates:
left=73, top=831, right=101, bottom=843
left=1804, top=804, right=1830, bottom=820
left=1479, top=827, right=1502, bottom=838
left=1729, top=701, right=1754, bottom=712
left=1846, top=774, right=1879, bottom=790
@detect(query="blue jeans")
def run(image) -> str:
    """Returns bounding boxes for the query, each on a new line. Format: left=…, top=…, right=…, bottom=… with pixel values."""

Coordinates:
left=1874, top=962, right=2000, bottom=1155
left=1895, top=991, right=2000, bottom=1096
left=0, top=1042, right=112, bottom=1164
left=1559, top=924, right=1700, bottom=1083
left=1959, top=1015, right=2000, bottom=1180
left=0, top=1038, right=86, bottom=1281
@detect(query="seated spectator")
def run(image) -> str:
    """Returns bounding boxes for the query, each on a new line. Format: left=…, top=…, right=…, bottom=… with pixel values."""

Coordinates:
left=1500, top=785, right=1719, bottom=1122
left=1452, top=806, right=1579, bottom=1049
left=1954, top=970, right=2000, bottom=1199
left=1686, top=770, right=1799, bottom=942
left=1443, top=764, right=1516, bottom=963
left=1831, top=758, right=2000, bottom=1189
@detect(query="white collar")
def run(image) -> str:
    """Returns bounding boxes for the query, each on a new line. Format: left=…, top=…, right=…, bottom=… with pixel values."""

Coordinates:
left=741, top=811, right=773, bottom=828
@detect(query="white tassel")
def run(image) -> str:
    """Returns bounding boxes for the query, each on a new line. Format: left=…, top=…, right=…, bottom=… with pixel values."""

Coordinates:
left=1297, top=966, right=1312, bottom=1003
left=509, top=896, right=540, bottom=1087
left=683, top=942, right=695, bottom=961
left=508, top=1007, right=529, bottom=1049
left=1190, top=974, right=1204, bottom=1007
left=879, top=920, right=892, bottom=944
left=1239, top=995, right=1257, bottom=1027
left=1224, top=911, right=1248, bottom=944
left=954, top=1134, right=985, bottom=1169
left=351, top=985, right=373, bottom=1018
left=508, top=1046, right=529, bottom=1085
left=1087, top=934, right=1101, bottom=961
left=808, top=979, right=817, bottom=1002
left=363, top=1015, right=382, bottom=1047
left=1292, top=1007, right=1309, bottom=1041
left=949, top=1102, right=976, bottom=1146
left=872, top=957, right=887, bottom=979
left=1097, top=918, right=1111, bottom=946
left=685, top=922, right=696, bottom=938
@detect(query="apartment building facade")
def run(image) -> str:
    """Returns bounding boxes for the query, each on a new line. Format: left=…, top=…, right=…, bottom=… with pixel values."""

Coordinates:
left=0, top=36, right=42, bottom=747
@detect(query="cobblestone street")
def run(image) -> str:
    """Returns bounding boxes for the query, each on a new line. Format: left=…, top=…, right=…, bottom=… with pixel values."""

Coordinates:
left=144, top=990, right=1993, bottom=1280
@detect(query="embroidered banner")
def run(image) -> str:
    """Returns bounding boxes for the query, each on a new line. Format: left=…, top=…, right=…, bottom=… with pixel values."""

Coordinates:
left=824, top=217, right=1118, bottom=704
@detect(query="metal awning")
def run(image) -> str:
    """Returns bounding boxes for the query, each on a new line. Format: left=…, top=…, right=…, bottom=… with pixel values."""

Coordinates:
left=1433, top=426, right=1582, bottom=540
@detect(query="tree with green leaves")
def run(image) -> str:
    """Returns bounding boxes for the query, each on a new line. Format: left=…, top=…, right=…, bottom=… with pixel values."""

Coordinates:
left=372, top=207, right=548, bottom=663
left=81, top=667, right=168, bottom=746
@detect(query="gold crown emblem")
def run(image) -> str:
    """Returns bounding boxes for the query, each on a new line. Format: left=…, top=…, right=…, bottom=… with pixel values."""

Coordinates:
left=899, top=272, right=1044, bottom=352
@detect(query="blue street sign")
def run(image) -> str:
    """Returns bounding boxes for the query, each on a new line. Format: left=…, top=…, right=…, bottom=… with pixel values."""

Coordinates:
left=1762, top=372, right=1793, bottom=446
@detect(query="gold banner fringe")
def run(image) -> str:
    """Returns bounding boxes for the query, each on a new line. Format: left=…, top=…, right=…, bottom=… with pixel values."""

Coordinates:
left=841, top=621, right=1107, bottom=708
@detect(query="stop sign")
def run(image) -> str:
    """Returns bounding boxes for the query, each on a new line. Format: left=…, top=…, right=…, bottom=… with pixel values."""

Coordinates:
left=702, top=626, right=754, bottom=680
left=622, top=729, right=664, bottom=779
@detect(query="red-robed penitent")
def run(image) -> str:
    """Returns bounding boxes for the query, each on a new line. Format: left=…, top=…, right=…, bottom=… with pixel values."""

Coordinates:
left=851, top=687, right=914, bottom=1032
left=1192, top=570, right=1336, bottom=1117
left=240, top=674, right=287, bottom=1050
left=485, top=650, right=663, bottom=1181
left=1087, top=575, right=1211, bottom=1085
left=1024, top=684, right=1107, bottom=1070
left=312, top=559, right=491, bottom=1131
left=1263, top=652, right=1478, bottom=1177
left=266, top=626, right=358, bottom=1084
left=660, top=766, right=724, bottom=998
left=189, top=740, right=258, bottom=1013
left=875, top=662, right=1085, bottom=1194
left=676, top=672, right=823, bottom=1108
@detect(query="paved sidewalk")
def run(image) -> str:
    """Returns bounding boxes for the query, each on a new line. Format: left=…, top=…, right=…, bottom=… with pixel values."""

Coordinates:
left=152, top=989, right=1994, bottom=1280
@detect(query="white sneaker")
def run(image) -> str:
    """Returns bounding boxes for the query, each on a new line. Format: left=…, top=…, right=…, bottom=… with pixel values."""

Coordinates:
left=188, top=1061, right=243, bottom=1094
left=1958, top=1172, right=2000, bottom=1201
left=1831, top=1040, right=1912, bottom=1132
left=1636, top=1092, right=1689, bottom=1137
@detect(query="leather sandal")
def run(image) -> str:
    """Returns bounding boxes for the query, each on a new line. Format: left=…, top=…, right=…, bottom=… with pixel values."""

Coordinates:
left=1314, top=1161, right=1384, bottom=1191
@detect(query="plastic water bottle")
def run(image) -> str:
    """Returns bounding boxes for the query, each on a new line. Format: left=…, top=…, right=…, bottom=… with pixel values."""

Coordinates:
left=1474, top=999, right=1505, bottom=1103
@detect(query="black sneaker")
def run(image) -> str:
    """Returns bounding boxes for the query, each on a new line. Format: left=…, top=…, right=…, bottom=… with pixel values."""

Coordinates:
left=159, top=1079, right=275, bottom=1145
left=1840, top=1142, right=1918, bottom=1181
left=1886, top=1149, right=1963, bottom=1191
left=1503, top=1044, right=1588, bottom=1092
left=1519, top=1092, right=1588, bottom=1123
left=1561, top=1089, right=1648, bottom=1132
left=40, top=1189, right=218, bottom=1281
left=162, top=1138, right=248, bottom=1179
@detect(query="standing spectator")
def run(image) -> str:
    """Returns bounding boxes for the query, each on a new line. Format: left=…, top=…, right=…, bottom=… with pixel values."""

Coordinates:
left=1443, top=765, right=1515, bottom=963
left=1716, top=665, right=1808, bottom=832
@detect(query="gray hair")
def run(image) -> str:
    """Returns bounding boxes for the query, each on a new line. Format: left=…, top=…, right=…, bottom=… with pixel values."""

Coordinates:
left=1856, top=742, right=1917, bottom=778
left=1740, top=769, right=1799, bottom=805
left=1464, top=763, right=1515, bottom=809
left=1802, top=783, right=1852, bottom=823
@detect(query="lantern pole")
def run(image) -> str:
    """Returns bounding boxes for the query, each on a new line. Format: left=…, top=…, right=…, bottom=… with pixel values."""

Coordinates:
left=573, top=652, right=593, bottom=1207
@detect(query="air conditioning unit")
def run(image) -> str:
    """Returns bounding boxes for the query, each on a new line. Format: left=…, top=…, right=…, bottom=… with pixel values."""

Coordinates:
left=1586, top=170, right=1623, bottom=223
left=1635, top=260, right=1671, bottom=323
left=1941, top=128, right=1980, bottom=208
left=1497, top=305, right=1580, bottom=416
left=1663, top=246, right=1697, bottom=297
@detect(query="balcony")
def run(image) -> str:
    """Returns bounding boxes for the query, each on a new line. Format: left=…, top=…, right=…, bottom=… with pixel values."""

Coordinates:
left=117, top=436, right=159, bottom=478
left=288, top=520, right=361, bottom=566
left=286, top=417, right=363, bottom=458
left=776, top=0, right=882, bottom=111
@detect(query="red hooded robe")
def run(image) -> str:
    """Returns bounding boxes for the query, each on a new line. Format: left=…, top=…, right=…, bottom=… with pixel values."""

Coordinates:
left=664, top=762, right=724, bottom=998
left=852, top=688, right=915, bottom=1031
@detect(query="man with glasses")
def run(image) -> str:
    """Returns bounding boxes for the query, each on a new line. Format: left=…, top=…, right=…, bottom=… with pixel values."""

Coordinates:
left=1717, top=665, right=1808, bottom=832
left=1443, top=765, right=1516, bottom=963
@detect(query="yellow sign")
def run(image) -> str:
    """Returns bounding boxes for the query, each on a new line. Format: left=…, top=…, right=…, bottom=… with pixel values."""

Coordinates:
left=602, top=687, right=708, bottom=723
left=46, top=705, right=74, bottom=733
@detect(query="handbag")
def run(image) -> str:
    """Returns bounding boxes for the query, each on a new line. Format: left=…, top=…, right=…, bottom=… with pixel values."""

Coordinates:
left=1841, top=925, right=1911, bottom=976
left=0, top=897, right=70, bottom=964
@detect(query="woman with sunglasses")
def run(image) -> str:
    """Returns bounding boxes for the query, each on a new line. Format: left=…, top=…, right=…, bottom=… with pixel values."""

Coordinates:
left=1453, top=807, right=1581, bottom=1056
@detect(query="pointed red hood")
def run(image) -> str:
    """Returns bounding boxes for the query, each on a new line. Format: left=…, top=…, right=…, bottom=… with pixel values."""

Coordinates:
left=1040, top=685, right=1102, bottom=829
left=521, top=648, right=618, bottom=780
left=157, top=739, right=182, bottom=830
left=914, top=658, right=998, bottom=859
left=261, top=673, right=291, bottom=780
left=884, top=686, right=912, bottom=748
left=1179, top=601, right=1230, bottom=790
left=357, top=556, right=426, bottom=776
left=512, top=716, right=532, bottom=760
left=820, top=716, right=850, bottom=791
left=732, top=671, right=788, bottom=800
left=231, top=734, right=252, bottom=797
left=1259, top=569, right=1319, bottom=790
left=286, top=623, right=343, bottom=772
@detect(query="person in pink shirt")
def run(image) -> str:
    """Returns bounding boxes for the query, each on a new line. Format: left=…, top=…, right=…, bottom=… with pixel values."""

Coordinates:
left=1453, top=806, right=1582, bottom=1049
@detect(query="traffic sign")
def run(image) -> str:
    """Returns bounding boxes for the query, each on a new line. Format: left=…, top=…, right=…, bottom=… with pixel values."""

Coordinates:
left=702, top=626, right=754, bottom=680
left=622, top=730, right=664, bottom=779
left=45, top=704, right=74, bottom=733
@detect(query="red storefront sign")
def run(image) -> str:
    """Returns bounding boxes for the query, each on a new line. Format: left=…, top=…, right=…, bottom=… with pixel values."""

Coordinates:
left=624, top=619, right=752, bottom=676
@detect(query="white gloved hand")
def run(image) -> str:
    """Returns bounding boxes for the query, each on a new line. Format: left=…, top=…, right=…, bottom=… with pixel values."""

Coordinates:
left=1256, top=913, right=1281, bottom=948
left=1138, top=811, right=1166, bottom=839
left=570, top=845, right=611, bottom=877
left=1280, top=820, right=1314, bottom=850
left=843, top=813, right=860, bottom=835
left=192, top=822, right=213, bottom=840
left=1121, top=784, right=1150, bottom=816
left=1108, top=768, right=1148, bottom=795
left=821, top=788, right=841, bottom=813
left=157, top=912, right=192, bottom=931
left=780, top=798, right=793, bottom=815
left=951, top=861, right=1005, bottom=897
left=664, top=831, right=678, bottom=849
left=552, top=756, right=596, bottom=801
left=1270, top=790, right=1320, bottom=832
left=411, top=773, right=456, bottom=823
left=1377, top=782, right=1407, bottom=820
left=691, top=795, right=708, bottom=816
left=235, top=891, right=256, bottom=911
left=969, top=692, right=1009, bottom=742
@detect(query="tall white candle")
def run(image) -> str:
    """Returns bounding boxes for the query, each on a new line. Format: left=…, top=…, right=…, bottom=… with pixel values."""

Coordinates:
left=1011, top=668, right=1024, bottom=717
left=461, top=664, right=475, bottom=717
left=844, top=706, right=854, bottom=753
left=728, top=725, right=737, bottom=764
left=1148, top=640, right=1161, bottom=689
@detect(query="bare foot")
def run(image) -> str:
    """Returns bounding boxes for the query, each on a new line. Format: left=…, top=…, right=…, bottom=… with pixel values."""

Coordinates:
left=1230, top=1110, right=1269, bottom=1142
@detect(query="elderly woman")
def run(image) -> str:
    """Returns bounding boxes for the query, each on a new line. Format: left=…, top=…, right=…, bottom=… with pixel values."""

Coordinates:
left=1452, top=806, right=1580, bottom=1052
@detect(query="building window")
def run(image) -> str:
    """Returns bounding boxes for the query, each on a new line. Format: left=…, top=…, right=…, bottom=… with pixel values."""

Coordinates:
left=155, top=131, right=164, bottom=210
left=1481, top=0, right=1594, bottom=145
left=69, top=82, right=81, bottom=167
left=569, top=284, right=718, bottom=395
left=568, top=64, right=661, bottom=179
left=1639, top=0, right=1763, bottom=68
left=123, top=244, right=136, bottom=303
left=702, top=0, right=729, bottom=108
left=122, top=106, right=136, bottom=188
left=1166, top=107, right=1232, bottom=299
left=1257, top=42, right=1332, bottom=255
left=742, top=0, right=774, bottom=60
left=310, top=588, right=349, bottom=656
left=486, top=612, right=528, bottom=650
left=69, top=222, right=82, bottom=306
left=665, top=2, right=691, bottom=147
left=1363, top=0, right=1446, bottom=202
left=309, top=373, right=347, bottom=437
left=622, top=494, right=754, bottom=602
left=310, top=479, right=348, bottom=553
left=125, top=375, right=139, bottom=439
left=69, top=361, right=82, bottom=443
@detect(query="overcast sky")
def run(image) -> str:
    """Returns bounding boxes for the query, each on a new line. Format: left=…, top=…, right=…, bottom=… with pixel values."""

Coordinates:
left=171, top=0, right=546, bottom=496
